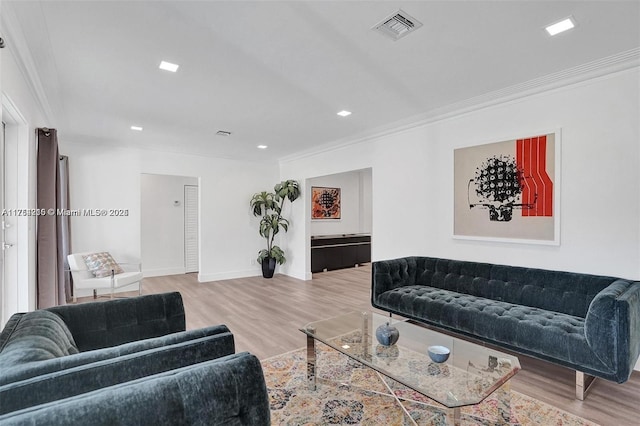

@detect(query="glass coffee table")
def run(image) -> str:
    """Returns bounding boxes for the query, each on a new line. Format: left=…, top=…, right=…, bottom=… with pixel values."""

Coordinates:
left=300, top=311, right=520, bottom=425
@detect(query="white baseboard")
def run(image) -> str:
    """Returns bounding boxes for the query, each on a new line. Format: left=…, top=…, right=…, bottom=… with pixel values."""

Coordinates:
left=635, top=359, right=640, bottom=372
left=198, top=269, right=261, bottom=282
left=142, top=267, right=186, bottom=278
left=198, top=267, right=312, bottom=282
left=283, top=269, right=311, bottom=281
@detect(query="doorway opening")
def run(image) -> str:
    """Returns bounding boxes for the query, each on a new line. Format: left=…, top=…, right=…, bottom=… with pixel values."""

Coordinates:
left=308, top=168, right=372, bottom=276
left=140, top=174, right=199, bottom=277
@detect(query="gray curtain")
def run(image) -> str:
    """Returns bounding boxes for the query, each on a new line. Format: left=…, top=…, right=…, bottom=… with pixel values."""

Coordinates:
left=36, top=128, right=72, bottom=308
left=58, top=155, right=72, bottom=302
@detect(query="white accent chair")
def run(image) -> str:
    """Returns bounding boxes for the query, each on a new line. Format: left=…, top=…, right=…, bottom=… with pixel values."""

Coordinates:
left=67, top=252, right=143, bottom=302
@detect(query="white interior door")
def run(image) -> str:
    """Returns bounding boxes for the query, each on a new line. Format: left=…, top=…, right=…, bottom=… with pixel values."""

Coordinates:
left=2, top=95, right=33, bottom=316
left=0, top=10, right=4, bottom=325
left=184, top=185, right=199, bottom=273
left=1, top=121, right=5, bottom=324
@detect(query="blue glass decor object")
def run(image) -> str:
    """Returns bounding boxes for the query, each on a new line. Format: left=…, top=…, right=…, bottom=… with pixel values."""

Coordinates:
left=427, top=345, right=450, bottom=363
left=375, top=322, right=399, bottom=346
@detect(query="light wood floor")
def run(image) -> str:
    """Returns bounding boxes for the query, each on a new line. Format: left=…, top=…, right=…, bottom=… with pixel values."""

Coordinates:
left=137, top=265, right=639, bottom=426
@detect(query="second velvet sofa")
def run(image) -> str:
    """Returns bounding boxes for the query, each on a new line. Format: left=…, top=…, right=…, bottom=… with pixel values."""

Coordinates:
left=372, top=256, right=640, bottom=399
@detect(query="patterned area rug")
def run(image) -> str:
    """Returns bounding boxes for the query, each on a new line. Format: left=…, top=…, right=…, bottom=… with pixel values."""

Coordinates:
left=261, top=344, right=599, bottom=426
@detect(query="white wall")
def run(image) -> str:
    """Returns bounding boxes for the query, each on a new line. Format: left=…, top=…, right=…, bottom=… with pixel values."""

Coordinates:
left=360, top=168, right=372, bottom=235
left=59, top=141, right=277, bottom=285
left=280, top=68, right=640, bottom=284
left=309, top=169, right=372, bottom=236
left=140, top=174, right=198, bottom=277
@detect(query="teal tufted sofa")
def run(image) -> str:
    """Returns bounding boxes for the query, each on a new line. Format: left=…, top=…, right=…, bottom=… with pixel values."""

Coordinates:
left=0, top=292, right=270, bottom=425
left=372, top=257, right=640, bottom=398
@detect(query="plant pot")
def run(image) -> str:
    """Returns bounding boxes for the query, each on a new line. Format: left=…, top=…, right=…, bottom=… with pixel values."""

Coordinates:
left=261, top=257, right=276, bottom=279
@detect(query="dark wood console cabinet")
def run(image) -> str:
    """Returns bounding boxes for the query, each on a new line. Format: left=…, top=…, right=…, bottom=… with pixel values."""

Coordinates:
left=311, top=234, right=371, bottom=273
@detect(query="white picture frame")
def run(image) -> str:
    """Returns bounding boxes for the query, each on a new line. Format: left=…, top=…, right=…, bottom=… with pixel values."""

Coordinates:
left=453, top=130, right=561, bottom=245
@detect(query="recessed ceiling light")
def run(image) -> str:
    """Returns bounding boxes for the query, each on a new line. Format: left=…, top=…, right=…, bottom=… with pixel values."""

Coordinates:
left=130, top=126, right=143, bottom=131
left=159, top=61, right=179, bottom=72
left=337, top=110, right=352, bottom=117
left=545, top=17, right=575, bottom=36
left=257, top=145, right=268, bottom=149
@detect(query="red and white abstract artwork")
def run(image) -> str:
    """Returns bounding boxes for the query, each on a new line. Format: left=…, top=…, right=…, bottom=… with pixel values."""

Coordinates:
left=454, top=132, right=559, bottom=244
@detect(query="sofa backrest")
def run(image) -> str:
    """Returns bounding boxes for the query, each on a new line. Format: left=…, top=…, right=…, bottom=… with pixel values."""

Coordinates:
left=47, top=292, right=186, bottom=351
left=413, top=257, right=623, bottom=318
left=0, top=311, right=79, bottom=368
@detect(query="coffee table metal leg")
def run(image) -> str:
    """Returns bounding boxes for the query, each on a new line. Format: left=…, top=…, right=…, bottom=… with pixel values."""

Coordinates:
left=307, top=335, right=316, bottom=390
left=361, top=312, right=369, bottom=359
left=445, top=407, right=461, bottom=425
left=500, top=380, right=512, bottom=424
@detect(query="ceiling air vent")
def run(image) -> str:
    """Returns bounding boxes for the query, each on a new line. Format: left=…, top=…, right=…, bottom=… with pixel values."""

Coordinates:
left=372, top=9, right=423, bottom=41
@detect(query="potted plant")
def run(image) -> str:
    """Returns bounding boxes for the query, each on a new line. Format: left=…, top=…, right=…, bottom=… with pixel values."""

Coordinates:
left=250, top=179, right=300, bottom=278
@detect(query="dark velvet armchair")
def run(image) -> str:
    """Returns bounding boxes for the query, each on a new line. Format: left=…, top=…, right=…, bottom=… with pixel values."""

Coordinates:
left=0, top=292, right=270, bottom=425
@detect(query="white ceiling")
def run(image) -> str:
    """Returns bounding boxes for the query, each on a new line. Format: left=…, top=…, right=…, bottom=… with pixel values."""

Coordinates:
left=5, top=1, right=640, bottom=161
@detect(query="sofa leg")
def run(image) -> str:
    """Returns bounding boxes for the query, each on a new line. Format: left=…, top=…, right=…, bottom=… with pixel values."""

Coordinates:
left=576, top=371, right=596, bottom=400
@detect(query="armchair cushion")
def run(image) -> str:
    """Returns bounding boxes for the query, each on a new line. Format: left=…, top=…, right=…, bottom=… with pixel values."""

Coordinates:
left=82, top=252, right=124, bottom=278
left=71, top=271, right=143, bottom=293
left=0, top=311, right=78, bottom=368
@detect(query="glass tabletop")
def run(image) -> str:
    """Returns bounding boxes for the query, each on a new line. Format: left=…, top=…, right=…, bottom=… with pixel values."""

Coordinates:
left=300, top=311, right=520, bottom=408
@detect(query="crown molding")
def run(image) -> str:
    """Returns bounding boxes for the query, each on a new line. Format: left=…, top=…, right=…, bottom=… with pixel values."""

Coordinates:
left=280, top=48, right=640, bottom=164
left=1, top=2, right=55, bottom=124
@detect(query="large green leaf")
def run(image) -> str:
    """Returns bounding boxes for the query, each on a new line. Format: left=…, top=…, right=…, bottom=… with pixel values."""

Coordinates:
left=250, top=191, right=279, bottom=217
left=270, top=246, right=286, bottom=264
left=256, top=246, right=286, bottom=265
left=274, top=180, right=301, bottom=203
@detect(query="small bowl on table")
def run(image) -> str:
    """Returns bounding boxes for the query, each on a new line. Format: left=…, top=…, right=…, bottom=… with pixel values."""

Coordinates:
left=427, top=345, right=450, bottom=363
